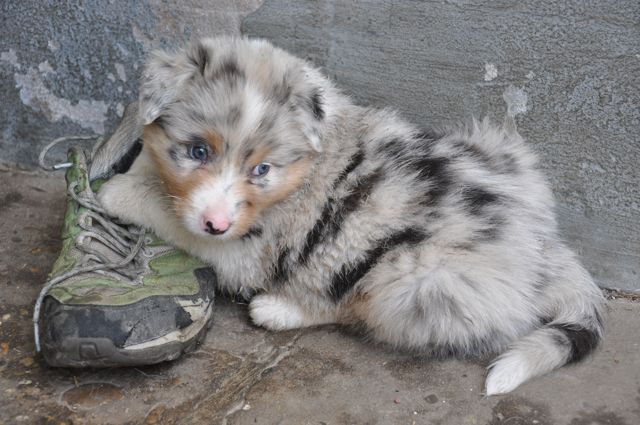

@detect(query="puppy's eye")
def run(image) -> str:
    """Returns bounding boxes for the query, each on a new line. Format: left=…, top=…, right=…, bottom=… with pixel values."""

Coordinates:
left=188, top=144, right=208, bottom=162
left=251, top=163, right=271, bottom=177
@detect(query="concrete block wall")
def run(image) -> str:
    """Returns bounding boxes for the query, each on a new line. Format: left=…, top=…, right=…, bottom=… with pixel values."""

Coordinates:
left=1, top=1, right=638, bottom=291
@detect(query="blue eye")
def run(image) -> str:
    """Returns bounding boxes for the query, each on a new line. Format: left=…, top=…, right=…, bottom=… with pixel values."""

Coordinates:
left=189, top=144, right=208, bottom=162
left=251, top=163, right=271, bottom=177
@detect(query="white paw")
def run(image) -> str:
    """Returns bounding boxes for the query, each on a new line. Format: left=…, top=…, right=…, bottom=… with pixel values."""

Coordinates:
left=249, top=295, right=305, bottom=331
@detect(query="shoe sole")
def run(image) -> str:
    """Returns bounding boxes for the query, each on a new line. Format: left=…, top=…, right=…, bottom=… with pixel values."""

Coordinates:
left=41, top=302, right=214, bottom=368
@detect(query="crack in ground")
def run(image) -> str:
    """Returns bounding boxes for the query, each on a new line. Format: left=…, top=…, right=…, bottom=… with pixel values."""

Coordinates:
left=185, top=332, right=301, bottom=424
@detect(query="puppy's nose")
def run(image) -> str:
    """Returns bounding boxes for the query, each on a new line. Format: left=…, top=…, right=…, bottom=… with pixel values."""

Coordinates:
left=202, top=209, right=231, bottom=235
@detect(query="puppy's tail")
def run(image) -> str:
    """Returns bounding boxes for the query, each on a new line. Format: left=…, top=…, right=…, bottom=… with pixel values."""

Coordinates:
left=484, top=253, right=605, bottom=395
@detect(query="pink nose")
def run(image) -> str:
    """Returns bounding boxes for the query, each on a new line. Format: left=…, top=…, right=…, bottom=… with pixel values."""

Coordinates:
left=201, top=209, right=231, bottom=235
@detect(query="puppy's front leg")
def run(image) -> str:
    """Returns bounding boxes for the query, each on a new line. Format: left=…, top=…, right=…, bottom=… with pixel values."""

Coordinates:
left=97, top=148, right=155, bottom=224
left=97, top=147, right=184, bottom=243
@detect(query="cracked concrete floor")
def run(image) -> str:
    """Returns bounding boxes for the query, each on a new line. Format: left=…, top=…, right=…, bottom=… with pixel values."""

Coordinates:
left=1, top=169, right=639, bottom=425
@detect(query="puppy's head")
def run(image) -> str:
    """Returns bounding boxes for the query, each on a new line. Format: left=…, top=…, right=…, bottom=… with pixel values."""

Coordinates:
left=139, top=37, right=332, bottom=239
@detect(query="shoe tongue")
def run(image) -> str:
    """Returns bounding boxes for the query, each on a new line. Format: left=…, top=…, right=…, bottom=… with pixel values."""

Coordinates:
left=57, top=148, right=89, bottom=243
left=66, top=147, right=91, bottom=194
left=48, top=147, right=93, bottom=278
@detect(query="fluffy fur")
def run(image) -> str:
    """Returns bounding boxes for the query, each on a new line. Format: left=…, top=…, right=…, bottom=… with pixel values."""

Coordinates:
left=97, top=37, right=604, bottom=395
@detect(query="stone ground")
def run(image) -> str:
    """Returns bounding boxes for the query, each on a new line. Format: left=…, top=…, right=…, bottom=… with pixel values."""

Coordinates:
left=1, top=169, right=639, bottom=425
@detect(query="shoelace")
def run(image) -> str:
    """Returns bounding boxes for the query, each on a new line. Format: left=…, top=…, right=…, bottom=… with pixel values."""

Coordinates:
left=33, top=136, right=148, bottom=352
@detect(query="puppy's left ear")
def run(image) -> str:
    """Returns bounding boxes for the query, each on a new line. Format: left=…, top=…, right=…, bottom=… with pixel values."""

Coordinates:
left=291, top=66, right=330, bottom=153
left=139, top=42, right=209, bottom=124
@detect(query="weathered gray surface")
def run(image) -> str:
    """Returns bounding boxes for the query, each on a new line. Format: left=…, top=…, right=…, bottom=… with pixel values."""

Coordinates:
left=0, top=0, right=261, bottom=168
left=1, top=170, right=640, bottom=424
left=242, top=0, right=640, bottom=292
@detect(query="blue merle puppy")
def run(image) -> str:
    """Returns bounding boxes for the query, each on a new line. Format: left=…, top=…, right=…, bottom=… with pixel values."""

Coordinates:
left=97, top=37, right=605, bottom=395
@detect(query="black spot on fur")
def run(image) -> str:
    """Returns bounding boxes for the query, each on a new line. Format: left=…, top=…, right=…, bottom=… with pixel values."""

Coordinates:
left=309, top=89, right=324, bottom=120
left=242, top=148, right=254, bottom=166
left=153, top=115, right=167, bottom=129
left=539, top=316, right=554, bottom=326
left=411, top=155, right=450, bottom=182
left=340, top=170, right=383, bottom=214
left=168, top=146, right=179, bottom=163
left=376, top=138, right=406, bottom=161
left=271, top=247, right=291, bottom=284
left=376, top=137, right=452, bottom=207
left=334, top=148, right=365, bottom=187
left=213, top=60, right=244, bottom=81
left=461, top=186, right=500, bottom=215
left=328, top=228, right=428, bottom=301
left=452, top=140, right=519, bottom=174
left=474, top=214, right=505, bottom=242
left=413, top=156, right=452, bottom=206
left=550, top=323, right=600, bottom=363
left=298, top=169, right=383, bottom=266
left=416, top=128, right=443, bottom=142
left=111, top=139, right=143, bottom=175
left=189, top=42, right=209, bottom=76
left=297, top=148, right=367, bottom=266
left=241, top=226, right=263, bottom=240
left=298, top=201, right=335, bottom=265
left=452, top=141, right=493, bottom=166
left=188, top=134, right=209, bottom=148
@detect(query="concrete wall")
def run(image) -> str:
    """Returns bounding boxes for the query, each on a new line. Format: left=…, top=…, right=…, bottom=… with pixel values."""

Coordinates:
left=1, top=1, right=638, bottom=291
left=0, top=0, right=261, bottom=168
left=242, top=0, right=640, bottom=292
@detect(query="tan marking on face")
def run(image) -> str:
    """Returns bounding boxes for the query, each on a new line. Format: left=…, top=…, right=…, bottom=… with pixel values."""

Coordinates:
left=144, top=124, right=314, bottom=239
left=238, top=144, right=271, bottom=169
left=204, top=131, right=224, bottom=155
left=232, top=157, right=313, bottom=237
left=143, top=124, right=211, bottom=218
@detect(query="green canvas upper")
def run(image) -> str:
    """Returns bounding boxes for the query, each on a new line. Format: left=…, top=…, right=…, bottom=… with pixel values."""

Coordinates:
left=46, top=147, right=206, bottom=306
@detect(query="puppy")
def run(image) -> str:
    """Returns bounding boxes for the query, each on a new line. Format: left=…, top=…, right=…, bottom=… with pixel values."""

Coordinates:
left=98, top=37, right=604, bottom=395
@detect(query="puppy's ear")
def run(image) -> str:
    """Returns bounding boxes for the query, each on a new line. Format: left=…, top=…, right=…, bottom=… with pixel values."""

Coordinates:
left=290, top=66, right=330, bottom=153
left=138, top=41, right=210, bottom=124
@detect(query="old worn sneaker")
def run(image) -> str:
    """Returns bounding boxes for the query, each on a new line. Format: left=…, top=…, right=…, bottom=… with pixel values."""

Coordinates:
left=33, top=143, right=216, bottom=367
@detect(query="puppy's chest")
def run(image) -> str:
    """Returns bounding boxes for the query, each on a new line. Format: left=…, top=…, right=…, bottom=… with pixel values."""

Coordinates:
left=204, top=236, right=280, bottom=290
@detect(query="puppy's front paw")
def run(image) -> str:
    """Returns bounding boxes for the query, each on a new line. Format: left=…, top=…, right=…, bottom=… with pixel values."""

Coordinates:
left=96, top=175, right=139, bottom=223
left=249, top=294, right=305, bottom=331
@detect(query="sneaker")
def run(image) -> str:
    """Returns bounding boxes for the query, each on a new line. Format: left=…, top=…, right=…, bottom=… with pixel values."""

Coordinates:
left=33, top=142, right=216, bottom=367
